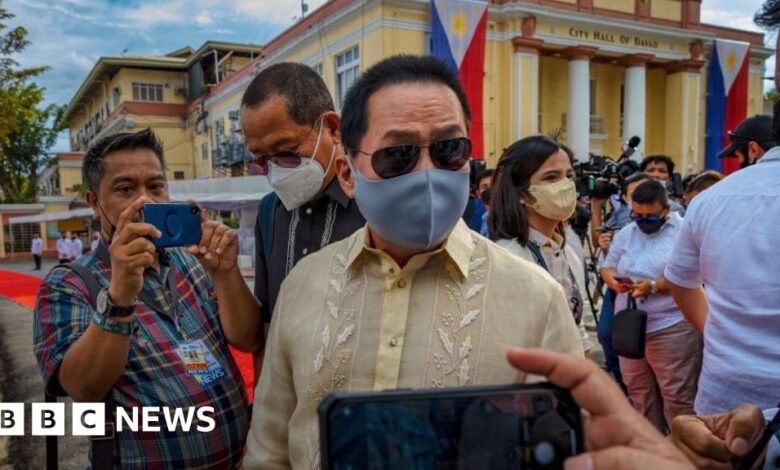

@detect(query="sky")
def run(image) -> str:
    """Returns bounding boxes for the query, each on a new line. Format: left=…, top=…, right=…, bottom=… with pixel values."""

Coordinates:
left=3, top=0, right=775, bottom=152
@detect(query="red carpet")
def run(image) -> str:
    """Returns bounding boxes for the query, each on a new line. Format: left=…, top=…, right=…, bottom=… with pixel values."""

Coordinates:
left=0, top=269, right=41, bottom=309
left=0, top=269, right=254, bottom=401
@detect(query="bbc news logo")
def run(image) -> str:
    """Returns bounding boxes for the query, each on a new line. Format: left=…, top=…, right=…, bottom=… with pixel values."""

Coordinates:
left=0, top=403, right=216, bottom=436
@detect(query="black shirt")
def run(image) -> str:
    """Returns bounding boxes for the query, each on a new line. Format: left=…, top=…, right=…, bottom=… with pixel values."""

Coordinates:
left=254, top=179, right=364, bottom=323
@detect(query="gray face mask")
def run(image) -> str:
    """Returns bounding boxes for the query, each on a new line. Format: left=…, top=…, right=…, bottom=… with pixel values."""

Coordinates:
left=348, top=158, right=470, bottom=251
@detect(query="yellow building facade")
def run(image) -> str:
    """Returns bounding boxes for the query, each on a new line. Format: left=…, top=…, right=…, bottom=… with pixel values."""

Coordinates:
left=62, top=42, right=261, bottom=181
left=203, top=0, right=770, bottom=175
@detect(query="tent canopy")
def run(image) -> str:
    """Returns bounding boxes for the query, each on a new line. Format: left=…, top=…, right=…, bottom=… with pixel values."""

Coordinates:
left=9, top=176, right=272, bottom=224
left=8, top=207, right=93, bottom=225
left=168, top=175, right=271, bottom=210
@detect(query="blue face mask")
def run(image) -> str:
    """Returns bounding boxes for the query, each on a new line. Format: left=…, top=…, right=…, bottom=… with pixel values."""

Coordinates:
left=348, top=158, right=470, bottom=251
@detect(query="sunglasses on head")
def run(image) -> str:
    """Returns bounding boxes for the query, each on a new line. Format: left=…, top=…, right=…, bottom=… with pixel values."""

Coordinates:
left=354, top=137, right=472, bottom=179
left=245, top=115, right=325, bottom=176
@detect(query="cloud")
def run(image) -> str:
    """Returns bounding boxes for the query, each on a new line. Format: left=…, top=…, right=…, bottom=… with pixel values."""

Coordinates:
left=232, top=0, right=328, bottom=25
left=122, top=0, right=188, bottom=27
left=701, top=8, right=761, bottom=33
left=194, top=11, right=214, bottom=26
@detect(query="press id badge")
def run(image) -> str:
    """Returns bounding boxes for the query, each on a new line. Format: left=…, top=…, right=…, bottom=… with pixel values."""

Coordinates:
left=175, top=339, right=226, bottom=387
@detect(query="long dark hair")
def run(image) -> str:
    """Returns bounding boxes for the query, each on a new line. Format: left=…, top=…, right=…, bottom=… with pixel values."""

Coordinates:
left=489, top=136, right=562, bottom=246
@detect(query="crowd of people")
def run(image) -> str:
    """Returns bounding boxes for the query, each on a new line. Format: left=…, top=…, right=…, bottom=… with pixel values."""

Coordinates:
left=28, top=1, right=780, bottom=468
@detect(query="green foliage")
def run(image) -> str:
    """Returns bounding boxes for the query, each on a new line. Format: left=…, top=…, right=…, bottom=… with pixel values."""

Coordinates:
left=0, top=1, right=64, bottom=203
left=0, top=88, right=65, bottom=202
left=0, top=1, right=48, bottom=144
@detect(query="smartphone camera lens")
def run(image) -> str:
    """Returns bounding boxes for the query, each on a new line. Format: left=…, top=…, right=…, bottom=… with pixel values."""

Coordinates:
left=532, top=441, right=556, bottom=466
left=191, top=207, right=200, bottom=215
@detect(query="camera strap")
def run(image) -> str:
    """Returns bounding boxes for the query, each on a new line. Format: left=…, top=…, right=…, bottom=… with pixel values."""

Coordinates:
left=527, top=241, right=583, bottom=324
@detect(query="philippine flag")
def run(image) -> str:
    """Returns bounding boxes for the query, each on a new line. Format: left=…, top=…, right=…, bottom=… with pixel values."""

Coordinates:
left=431, top=0, right=488, bottom=160
left=705, top=39, right=750, bottom=175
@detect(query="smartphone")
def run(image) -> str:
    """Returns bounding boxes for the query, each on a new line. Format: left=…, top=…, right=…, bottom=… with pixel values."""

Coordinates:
left=613, top=276, right=633, bottom=284
left=141, top=203, right=202, bottom=248
left=319, top=383, right=583, bottom=470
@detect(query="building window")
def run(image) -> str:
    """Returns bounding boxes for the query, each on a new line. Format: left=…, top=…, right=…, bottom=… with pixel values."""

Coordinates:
left=132, top=83, right=163, bottom=102
left=589, top=79, right=596, bottom=116
left=313, top=62, right=323, bottom=76
left=335, top=45, right=359, bottom=110
left=112, top=87, right=121, bottom=108
left=173, top=171, right=185, bottom=180
left=201, top=143, right=208, bottom=161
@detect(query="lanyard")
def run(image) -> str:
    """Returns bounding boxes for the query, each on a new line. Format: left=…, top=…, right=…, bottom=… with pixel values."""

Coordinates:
left=95, top=241, right=187, bottom=338
left=527, top=241, right=583, bottom=324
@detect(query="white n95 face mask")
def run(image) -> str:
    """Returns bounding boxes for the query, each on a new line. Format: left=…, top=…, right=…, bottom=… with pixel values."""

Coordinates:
left=267, top=120, right=336, bottom=211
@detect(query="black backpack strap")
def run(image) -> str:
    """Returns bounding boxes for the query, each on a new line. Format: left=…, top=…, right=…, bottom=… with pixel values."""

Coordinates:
left=61, top=262, right=102, bottom=308
left=47, top=262, right=117, bottom=469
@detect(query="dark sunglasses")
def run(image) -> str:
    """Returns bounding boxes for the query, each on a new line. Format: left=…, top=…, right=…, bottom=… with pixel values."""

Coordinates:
left=355, top=137, right=472, bottom=179
left=246, top=116, right=324, bottom=176
left=630, top=214, right=663, bottom=224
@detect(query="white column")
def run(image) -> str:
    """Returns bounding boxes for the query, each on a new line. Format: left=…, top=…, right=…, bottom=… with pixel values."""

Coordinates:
left=514, top=51, right=525, bottom=140
left=513, top=50, right=540, bottom=140
left=623, top=64, right=647, bottom=160
left=567, top=58, right=591, bottom=161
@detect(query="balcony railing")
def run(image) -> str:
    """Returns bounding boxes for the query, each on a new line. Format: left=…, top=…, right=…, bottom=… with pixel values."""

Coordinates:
left=213, top=142, right=250, bottom=168
left=590, top=115, right=606, bottom=136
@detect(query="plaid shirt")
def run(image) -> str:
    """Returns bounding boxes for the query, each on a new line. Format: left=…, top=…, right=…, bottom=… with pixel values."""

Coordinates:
left=34, top=242, right=248, bottom=469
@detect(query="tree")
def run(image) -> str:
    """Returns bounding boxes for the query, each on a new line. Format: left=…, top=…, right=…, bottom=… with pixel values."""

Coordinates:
left=0, top=1, right=47, bottom=144
left=0, top=1, right=64, bottom=202
left=0, top=85, right=64, bottom=202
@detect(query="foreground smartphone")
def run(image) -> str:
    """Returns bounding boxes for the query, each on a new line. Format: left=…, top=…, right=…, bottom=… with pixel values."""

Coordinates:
left=319, top=383, right=583, bottom=470
left=141, top=203, right=202, bottom=248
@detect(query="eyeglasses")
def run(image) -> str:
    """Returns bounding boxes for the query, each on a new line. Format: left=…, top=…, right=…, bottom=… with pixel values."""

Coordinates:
left=245, top=115, right=324, bottom=176
left=354, top=137, right=472, bottom=179
left=630, top=214, right=663, bottom=224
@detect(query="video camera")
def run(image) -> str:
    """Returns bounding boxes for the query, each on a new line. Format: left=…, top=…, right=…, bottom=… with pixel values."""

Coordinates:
left=574, top=136, right=641, bottom=199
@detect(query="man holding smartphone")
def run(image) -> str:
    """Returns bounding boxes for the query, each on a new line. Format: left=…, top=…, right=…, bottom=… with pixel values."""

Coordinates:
left=33, top=129, right=260, bottom=468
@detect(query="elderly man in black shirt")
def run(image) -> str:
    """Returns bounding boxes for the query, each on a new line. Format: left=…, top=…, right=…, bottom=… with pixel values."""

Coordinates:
left=241, top=63, right=364, bottom=372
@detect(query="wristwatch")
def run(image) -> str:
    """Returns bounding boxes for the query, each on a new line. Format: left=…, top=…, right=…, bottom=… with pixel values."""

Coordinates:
left=97, top=287, right=136, bottom=318
left=649, top=279, right=658, bottom=295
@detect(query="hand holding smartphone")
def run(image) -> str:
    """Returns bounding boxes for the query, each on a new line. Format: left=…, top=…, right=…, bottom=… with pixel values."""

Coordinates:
left=319, top=383, right=583, bottom=470
left=141, top=203, right=203, bottom=248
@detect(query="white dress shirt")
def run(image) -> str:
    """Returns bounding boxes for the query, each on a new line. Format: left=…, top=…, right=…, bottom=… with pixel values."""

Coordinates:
left=70, top=238, right=83, bottom=259
left=603, top=212, right=686, bottom=334
left=31, top=238, right=43, bottom=255
left=56, top=238, right=71, bottom=260
left=665, top=147, right=780, bottom=415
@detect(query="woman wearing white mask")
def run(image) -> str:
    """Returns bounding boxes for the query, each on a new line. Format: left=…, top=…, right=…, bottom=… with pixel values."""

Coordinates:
left=489, top=136, right=593, bottom=357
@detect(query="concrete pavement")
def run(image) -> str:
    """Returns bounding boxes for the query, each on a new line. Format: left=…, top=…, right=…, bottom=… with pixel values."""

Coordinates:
left=0, top=261, right=89, bottom=470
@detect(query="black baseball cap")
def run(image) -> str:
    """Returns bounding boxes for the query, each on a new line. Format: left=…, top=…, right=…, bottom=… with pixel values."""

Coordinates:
left=717, top=114, right=774, bottom=159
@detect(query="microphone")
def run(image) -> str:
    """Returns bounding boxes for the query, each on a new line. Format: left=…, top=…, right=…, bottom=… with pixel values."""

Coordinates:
left=620, top=136, right=641, bottom=160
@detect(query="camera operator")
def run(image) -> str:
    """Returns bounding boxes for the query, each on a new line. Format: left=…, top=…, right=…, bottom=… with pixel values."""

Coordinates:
left=601, top=180, right=701, bottom=431
left=595, top=173, right=651, bottom=254
left=639, top=155, right=686, bottom=216
left=584, top=172, right=649, bottom=393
